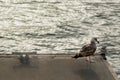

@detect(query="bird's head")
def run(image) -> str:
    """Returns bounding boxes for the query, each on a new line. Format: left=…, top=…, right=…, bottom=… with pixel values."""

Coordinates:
left=22, top=54, right=26, bottom=58
left=91, top=37, right=99, bottom=44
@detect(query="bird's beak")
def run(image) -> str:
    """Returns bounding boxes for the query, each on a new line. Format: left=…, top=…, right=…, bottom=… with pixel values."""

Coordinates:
left=97, top=40, right=99, bottom=44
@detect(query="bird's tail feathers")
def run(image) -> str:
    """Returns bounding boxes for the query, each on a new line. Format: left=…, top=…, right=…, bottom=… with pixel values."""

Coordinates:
left=78, top=53, right=83, bottom=57
left=72, top=53, right=83, bottom=59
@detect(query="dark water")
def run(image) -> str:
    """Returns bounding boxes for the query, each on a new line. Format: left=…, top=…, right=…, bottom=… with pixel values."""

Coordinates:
left=0, top=0, right=120, bottom=79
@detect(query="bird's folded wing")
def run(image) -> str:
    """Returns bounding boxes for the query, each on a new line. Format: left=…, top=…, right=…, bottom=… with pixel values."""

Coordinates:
left=81, top=44, right=93, bottom=52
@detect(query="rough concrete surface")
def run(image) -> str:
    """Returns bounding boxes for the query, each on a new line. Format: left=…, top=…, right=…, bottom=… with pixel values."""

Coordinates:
left=0, top=55, right=118, bottom=80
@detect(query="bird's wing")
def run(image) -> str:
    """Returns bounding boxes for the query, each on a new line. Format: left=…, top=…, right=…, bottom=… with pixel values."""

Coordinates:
left=80, top=44, right=96, bottom=56
left=81, top=44, right=92, bottom=52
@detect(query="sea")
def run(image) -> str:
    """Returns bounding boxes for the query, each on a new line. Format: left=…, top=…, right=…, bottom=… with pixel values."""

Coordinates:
left=0, top=0, right=120, bottom=79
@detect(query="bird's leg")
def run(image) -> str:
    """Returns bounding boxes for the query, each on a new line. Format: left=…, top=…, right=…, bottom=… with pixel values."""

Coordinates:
left=89, top=56, right=91, bottom=62
left=86, top=56, right=89, bottom=62
left=90, top=56, right=95, bottom=63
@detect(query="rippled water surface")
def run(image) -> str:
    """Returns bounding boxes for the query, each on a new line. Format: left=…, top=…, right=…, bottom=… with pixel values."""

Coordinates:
left=0, top=0, right=120, bottom=79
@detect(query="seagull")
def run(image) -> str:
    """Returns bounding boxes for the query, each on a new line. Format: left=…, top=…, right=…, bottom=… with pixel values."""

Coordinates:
left=72, top=37, right=99, bottom=62
left=19, top=54, right=30, bottom=65
left=100, top=46, right=107, bottom=60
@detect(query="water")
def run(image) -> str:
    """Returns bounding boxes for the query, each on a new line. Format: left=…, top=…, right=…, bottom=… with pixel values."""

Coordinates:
left=0, top=0, right=120, bottom=79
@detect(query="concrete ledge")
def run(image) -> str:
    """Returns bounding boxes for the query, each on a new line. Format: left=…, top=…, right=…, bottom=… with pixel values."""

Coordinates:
left=0, top=54, right=118, bottom=80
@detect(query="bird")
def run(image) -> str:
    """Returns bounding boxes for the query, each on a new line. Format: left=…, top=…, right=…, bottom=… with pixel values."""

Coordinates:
left=72, top=37, right=99, bottom=62
left=100, top=46, right=107, bottom=60
left=19, top=54, right=30, bottom=65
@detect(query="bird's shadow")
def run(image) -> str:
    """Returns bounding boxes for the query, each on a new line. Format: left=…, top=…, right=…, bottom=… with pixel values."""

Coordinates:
left=74, top=68, right=100, bottom=80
